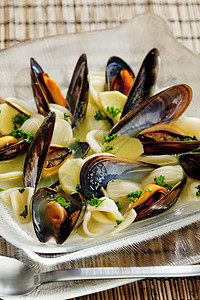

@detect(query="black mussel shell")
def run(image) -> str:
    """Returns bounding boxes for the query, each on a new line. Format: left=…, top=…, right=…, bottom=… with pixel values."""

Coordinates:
left=23, top=111, right=55, bottom=190
left=69, top=141, right=90, bottom=159
left=0, top=139, right=29, bottom=160
left=32, top=187, right=85, bottom=244
left=80, top=155, right=157, bottom=199
left=179, top=153, right=200, bottom=180
left=109, top=84, right=192, bottom=137
left=43, top=145, right=72, bottom=175
left=66, top=54, right=89, bottom=129
left=30, top=58, right=51, bottom=116
left=106, top=56, right=135, bottom=94
left=121, top=48, right=160, bottom=118
left=135, top=178, right=186, bottom=221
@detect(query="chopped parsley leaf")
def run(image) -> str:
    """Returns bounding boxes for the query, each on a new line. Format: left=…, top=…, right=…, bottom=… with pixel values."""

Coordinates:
left=195, top=185, right=200, bottom=196
left=54, top=194, right=75, bottom=212
left=64, top=113, right=70, bottom=122
left=181, top=135, right=197, bottom=141
left=163, top=183, right=174, bottom=191
left=106, top=106, right=121, bottom=118
left=76, top=183, right=83, bottom=195
left=0, top=188, right=5, bottom=192
left=74, top=138, right=80, bottom=142
left=87, top=194, right=105, bottom=207
left=116, top=201, right=121, bottom=211
left=94, top=110, right=107, bottom=120
left=12, top=113, right=30, bottom=130
left=116, top=220, right=122, bottom=225
left=154, top=175, right=165, bottom=186
left=103, top=133, right=117, bottom=144
left=9, top=128, right=34, bottom=143
left=19, top=205, right=28, bottom=219
left=126, top=189, right=152, bottom=203
left=105, top=145, right=114, bottom=152
left=18, top=188, right=25, bottom=194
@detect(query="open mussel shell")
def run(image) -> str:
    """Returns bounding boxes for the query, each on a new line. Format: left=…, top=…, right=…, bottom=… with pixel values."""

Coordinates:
left=32, top=187, right=85, bottom=244
left=69, top=141, right=90, bottom=159
left=30, top=58, right=51, bottom=116
left=179, top=153, right=200, bottom=180
left=66, top=54, right=89, bottom=129
left=110, top=84, right=192, bottom=137
left=135, top=178, right=186, bottom=221
left=0, top=139, right=29, bottom=160
left=80, top=154, right=158, bottom=199
left=23, top=111, right=55, bottom=189
left=121, top=48, right=160, bottom=117
left=137, top=124, right=200, bottom=155
left=105, top=56, right=135, bottom=95
left=43, top=145, right=72, bottom=175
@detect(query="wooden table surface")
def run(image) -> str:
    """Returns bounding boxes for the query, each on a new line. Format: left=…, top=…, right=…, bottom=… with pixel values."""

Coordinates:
left=0, top=1, right=200, bottom=299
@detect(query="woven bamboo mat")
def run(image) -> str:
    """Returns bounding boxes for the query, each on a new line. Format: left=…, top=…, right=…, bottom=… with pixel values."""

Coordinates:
left=0, top=1, right=200, bottom=300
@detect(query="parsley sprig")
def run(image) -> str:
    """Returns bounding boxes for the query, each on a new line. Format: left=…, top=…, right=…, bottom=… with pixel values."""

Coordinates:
left=0, top=188, right=5, bottom=192
left=76, top=183, right=83, bottom=195
left=9, top=128, right=34, bottom=144
left=54, top=194, right=75, bottom=212
left=195, top=185, right=200, bottom=196
left=126, top=189, right=152, bottom=203
left=64, top=113, right=70, bottom=122
left=154, top=175, right=174, bottom=191
left=105, top=145, right=114, bottom=152
left=103, top=133, right=117, bottom=144
left=18, top=188, right=25, bottom=194
left=87, top=194, right=105, bottom=207
left=94, top=110, right=107, bottom=120
left=106, top=106, right=121, bottom=118
left=19, top=205, right=28, bottom=219
left=12, top=113, right=30, bottom=130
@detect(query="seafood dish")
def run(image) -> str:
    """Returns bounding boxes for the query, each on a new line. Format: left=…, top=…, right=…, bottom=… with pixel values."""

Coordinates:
left=1, top=48, right=200, bottom=246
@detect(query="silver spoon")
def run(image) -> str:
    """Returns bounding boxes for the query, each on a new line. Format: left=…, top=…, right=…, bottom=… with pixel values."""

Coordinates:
left=0, top=256, right=200, bottom=296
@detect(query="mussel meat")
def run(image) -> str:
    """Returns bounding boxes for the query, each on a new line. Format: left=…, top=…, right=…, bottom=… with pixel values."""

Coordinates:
left=106, top=56, right=135, bottom=95
left=134, top=178, right=186, bottom=220
left=137, top=124, right=200, bottom=154
left=32, top=187, right=85, bottom=244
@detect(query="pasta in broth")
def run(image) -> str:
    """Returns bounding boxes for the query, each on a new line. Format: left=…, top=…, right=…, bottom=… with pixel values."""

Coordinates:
left=0, top=50, right=200, bottom=245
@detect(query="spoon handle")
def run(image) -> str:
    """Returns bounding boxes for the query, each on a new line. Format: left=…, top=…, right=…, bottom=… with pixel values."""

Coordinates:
left=39, top=265, right=200, bottom=284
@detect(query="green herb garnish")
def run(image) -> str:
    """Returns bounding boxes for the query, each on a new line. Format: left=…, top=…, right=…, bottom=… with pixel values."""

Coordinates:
left=87, top=194, right=105, bottom=207
left=154, top=175, right=174, bottom=191
left=0, top=188, right=5, bottom=192
left=74, top=138, right=80, bottom=142
left=126, top=189, right=152, bottom=203
left=26, top=132, right=34, bottom=143
left=103, top=133, right=117, bottom=144
left=12, top=113, right=30, bottom=130
left=9, top=128, right=34, bottom=143
left=76, top=183, right=83, bottom=195
left=94, top=110, right=107, bottom=120
left=19, top=205, right=28, bottom=219
left=181, top=135, right=197, bottom=141
left=18, top=188, right=25, bottom=194
left=105, top=145, right=114, bottom=152
left=195, top=185, right=200, bottom=196
left=54, top=194, right=75, bottom=212
left=64, top=113, right=70, bottom=122
left=116, top=201, right=121, bottom=211
left=154, top=175, right=165, bottom=186
left=116, top=220, right=122, bottom=225
left=106, top=106, right=121, bottom=118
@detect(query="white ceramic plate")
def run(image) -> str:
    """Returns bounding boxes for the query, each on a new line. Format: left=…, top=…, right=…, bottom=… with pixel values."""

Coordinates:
left=0, top=10, right=200, bottom=260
